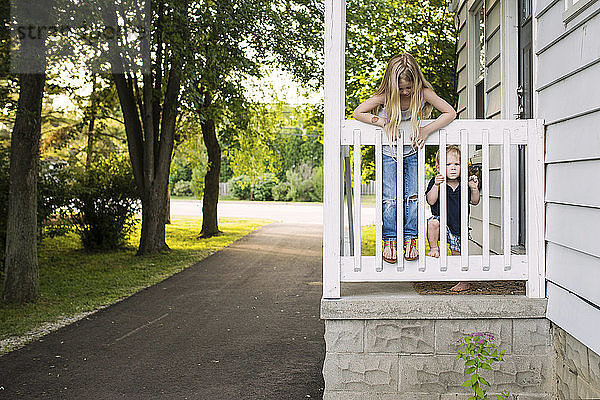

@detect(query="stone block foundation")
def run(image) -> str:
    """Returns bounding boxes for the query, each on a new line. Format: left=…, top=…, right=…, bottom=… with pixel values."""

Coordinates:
left=321, top=284, right=555, bottom=400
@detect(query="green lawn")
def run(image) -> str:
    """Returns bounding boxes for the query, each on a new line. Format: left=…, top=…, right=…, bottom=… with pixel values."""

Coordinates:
left=0, top=217, right=270, bottom=349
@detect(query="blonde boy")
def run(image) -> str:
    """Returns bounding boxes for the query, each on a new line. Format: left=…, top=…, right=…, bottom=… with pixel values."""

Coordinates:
left=425, top=145, right=480, bottom=291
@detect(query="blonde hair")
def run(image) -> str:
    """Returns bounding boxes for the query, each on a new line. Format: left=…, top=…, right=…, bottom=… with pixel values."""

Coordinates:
left=435, top=145, right=461, bottom=173
left=374, top=53, right=434, bottom=145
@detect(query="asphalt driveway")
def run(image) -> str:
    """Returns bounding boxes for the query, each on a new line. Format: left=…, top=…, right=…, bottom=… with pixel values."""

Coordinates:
left=0, top=223, right=325, bottom=399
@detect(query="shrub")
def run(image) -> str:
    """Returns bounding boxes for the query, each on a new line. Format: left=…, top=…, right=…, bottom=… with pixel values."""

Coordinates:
left=228, top=175, right=252, bottom=200
left=190, top=168, right=206, bottom=199
left=169, top=157, right=193, bottom=187
left=38, top=159, right=76, bottom=238
left=172, top=180, right=193, bottom=197
left=252, top=173, right=277, bottom=201
left=272, top=181, right=290, bottom=201
left=228, top=173, right=278, bottom=201
left=71, top=156, right=140, bottom=250
left=286, top=163, right=322, bottom=202
left=310, top=165, right=324, bottom=202
left=1, top=150, right=74, bottom=270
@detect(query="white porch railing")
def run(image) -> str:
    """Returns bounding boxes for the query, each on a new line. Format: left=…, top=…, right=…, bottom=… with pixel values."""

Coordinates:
left=323, top=119, right=545, bottom=299
left=323, top=0, right=544, bottom=300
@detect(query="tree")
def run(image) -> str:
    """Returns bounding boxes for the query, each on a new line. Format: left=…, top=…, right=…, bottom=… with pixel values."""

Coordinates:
left=178, top=0, right=322, bottom=237
left=3, top=2, right=53, bottom=303
left=99, top=1, right=188, bottom=254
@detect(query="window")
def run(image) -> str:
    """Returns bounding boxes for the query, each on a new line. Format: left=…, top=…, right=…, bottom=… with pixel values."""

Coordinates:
left=474, top=2, right=486, bottom=119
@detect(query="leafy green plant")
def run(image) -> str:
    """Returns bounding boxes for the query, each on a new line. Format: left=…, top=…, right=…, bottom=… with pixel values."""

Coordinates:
left=271, top=181, right=290, bottom=201
left=228, top=173, right=278, bottom=201
left=228, top=175, right=252, bottom=200
left=38, top=160, right=76, bottom=239
left=456, top=332, right=511, bottom=400
left=252, top=173, right=278, bottom=201
left=71, top=156, right=140, bottom=251
left=172, top=180, right=194, bottom=197
left=286, top=163, right=322, bottom=202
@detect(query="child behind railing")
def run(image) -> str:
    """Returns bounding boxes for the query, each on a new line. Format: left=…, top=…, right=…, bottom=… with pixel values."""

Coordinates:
left=352, top=53, right=457, bottom=264
left=425, top=145, right=481, bottom=292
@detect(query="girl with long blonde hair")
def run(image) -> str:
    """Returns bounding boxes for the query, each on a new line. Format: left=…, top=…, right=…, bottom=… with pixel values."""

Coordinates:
left=353, top=53, right=456, bottom=263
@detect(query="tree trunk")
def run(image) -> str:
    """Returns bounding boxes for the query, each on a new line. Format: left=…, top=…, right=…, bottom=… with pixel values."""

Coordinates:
left=200, top=115, right=221, bottom=237
left=3, top=4, right=49, bottom=302
left=165, top=188, right=171, bottom=225
left=137, top=182, right=170, bottom=254
left=85, top=74, right=98, bottom=172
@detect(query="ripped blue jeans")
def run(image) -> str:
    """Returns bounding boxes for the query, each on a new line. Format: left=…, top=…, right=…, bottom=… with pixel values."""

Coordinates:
left=382, top=150, right=418, bottom=241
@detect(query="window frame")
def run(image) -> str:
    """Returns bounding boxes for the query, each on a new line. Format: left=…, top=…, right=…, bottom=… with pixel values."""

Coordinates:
left=468, top=0, right=487, bottom=119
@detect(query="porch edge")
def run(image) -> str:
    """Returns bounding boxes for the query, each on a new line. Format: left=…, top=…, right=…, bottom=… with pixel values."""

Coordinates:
left=321, top=294, right=547, bottom=320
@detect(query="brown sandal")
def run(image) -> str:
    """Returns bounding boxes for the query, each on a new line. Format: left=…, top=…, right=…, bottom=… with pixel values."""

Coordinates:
left=383, top=240, right=397, bottom=263
left=404, top=238, right=419, bottom=261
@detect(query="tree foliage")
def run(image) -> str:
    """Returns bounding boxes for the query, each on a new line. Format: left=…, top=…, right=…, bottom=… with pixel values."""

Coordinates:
left=346, top=0, right=457, bottom=181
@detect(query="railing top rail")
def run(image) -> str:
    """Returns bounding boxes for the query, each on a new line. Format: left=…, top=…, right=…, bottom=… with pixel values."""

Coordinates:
left=342, top=119, right=534, bottom=145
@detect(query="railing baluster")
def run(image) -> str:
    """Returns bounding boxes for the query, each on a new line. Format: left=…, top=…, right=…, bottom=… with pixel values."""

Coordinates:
left=461, top=129, right=469, bottom=271
left=397, top=131, right=404, bottom=272
left=344, top=146, right=353, bottom=257
left=353, top=129, right=362, bottom=272
left=418, top=137, right=426, bottom=272
left=503, top=128, right=511, bottom=270
left=439, top=130, right=447, bottom=272
left=482, top=129, right=490, bottom=271
left=375, top=129, right=383, bottom=272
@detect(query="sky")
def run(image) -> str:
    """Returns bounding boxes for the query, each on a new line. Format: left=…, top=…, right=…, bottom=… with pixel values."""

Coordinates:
left=51, top=66, right=322, bottom=113
left=242, top=68, right=322, bottom=105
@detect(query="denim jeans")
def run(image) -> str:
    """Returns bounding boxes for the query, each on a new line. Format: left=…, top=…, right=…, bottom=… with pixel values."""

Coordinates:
left=382, top=148, right=418, bottom=241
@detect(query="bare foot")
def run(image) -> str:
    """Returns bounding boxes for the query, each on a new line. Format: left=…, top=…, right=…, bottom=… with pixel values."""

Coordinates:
left=428, top=247, right=440, bottom=258
left=450, top=281, right=471, bottom=292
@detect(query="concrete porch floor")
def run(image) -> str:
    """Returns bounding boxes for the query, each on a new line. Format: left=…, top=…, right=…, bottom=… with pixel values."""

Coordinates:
left=322, top=282, right=547, bottom=320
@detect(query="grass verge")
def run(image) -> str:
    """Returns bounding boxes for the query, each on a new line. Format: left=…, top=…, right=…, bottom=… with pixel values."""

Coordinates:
left=0, top=217, right=270, bottom=351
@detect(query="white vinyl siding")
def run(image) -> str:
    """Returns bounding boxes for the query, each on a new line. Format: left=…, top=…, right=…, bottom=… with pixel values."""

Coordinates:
left=538, top=0, right=600, bottom=356
left=545, top=111, right=600, bottom=163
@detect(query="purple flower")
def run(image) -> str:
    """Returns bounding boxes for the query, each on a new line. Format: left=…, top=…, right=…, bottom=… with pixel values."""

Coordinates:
left=477, top=338, right=485, bottom=344
left=470, top=332, right=483, bottom=337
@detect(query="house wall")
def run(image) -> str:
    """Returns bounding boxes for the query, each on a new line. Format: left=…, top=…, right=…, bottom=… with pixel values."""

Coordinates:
left=450, top=0, right=600, bottom=389
left=553, top=324, right=600, bottom=399
left=535, top=0, right=600, bottom=359
left=454, top=0, right=507, bottom=255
